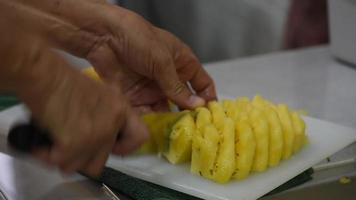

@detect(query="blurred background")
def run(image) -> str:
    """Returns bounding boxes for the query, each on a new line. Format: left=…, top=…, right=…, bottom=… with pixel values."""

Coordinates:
left=112, top=0, right=329, bottom=63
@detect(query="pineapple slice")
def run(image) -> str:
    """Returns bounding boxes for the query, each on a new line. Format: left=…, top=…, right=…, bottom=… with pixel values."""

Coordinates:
left=197, top=124, right=220, bottom=179
left=249, top=107, right=269, bottom=172
left=236, top=97, right=251, bottom=119
left=211, top=118, right=236, bottom=183
left=264, top=106, right=283, bottom=167
left=195, top=107, right=212, bottom=130
left=291, top=111, right=306, bottom=153
left=191, top=107, right=212, bottom=175
left=165, top=113, right=195, bottom=164
left=275, top=104, right=295, bottom=160
left=208, top=101, right=226, bottom=130
left=143, top=112, right=185, bottom=153
left=233, top=117, right=256, bottom=180
left=252, top=96, right=283, bottom=167
left=222, top=99, right=239, bottom=121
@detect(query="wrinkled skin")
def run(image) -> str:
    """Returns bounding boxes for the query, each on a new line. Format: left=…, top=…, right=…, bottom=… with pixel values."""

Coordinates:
left=0, top=0, right=216, bottom=176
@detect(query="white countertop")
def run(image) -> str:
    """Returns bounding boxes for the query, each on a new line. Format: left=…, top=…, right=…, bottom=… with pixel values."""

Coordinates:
left=1, top=45, right=356, bottom=199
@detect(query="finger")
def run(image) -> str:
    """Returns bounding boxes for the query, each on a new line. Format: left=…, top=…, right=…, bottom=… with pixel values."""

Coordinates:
left=125, top=81, right=166, bottom=107
left=173, top=45, right=217, bottom=102
left=60, top=156, right=92, bottom=175
left=86, top=36, right=125, bottom=85
left=112, top=110, right=149, bottom=156
left=154, top=28, right=217, bottom=102
left=183, top=64, right=217, bottom=102
left=82, top=146, right=111, bottom=177
left=154, top=60, right=205, bottom=109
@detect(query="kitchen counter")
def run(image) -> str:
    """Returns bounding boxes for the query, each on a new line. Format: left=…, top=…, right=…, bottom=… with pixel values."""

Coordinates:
left=1, top=45, right=355, bottom=199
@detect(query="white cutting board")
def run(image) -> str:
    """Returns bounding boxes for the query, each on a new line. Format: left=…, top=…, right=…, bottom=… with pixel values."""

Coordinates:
left=1, top=105, right=356, bottom=200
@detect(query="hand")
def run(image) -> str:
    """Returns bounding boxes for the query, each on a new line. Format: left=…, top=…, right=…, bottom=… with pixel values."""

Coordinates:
left=10, top=0, right=217, bottom=112
left=0, top=27, right=148, bottom=176
left=87, top=9, right=217, bottom=112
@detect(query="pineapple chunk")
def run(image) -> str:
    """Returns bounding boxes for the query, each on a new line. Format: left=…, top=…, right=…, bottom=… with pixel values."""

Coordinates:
left=236, top=97, right=251, bottom=119
left=211, top=118, right=236, bottom=183
left=275, top=104, right=295, bottom=160
left=249, top=107, right=269, bottom=172
left=142, top=112, right=185, bottom=153
left=208, top=101, right=226, bottom=130
left=197, top=124, right=220, bottom=179
left=252, top=96, right=283, bottom=167
left=222, top=99, right=239, bottom=121
left=195, top=107, right=212, bottom=130
left=191, top=107, right=212, bottom=175
left=233, top=117, right=256, bottom=180
left=291, top=111, right=306, bottom=153
left=264, top=106, right=283, bottom=167
left=165, top=113, right=195, bottom=164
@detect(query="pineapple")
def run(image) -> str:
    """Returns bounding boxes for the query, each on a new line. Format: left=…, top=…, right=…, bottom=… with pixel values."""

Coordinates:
left=191, top=107, right=212, bottom=175
left=275, top=104, right=295, bottom=160
left=208, top=101, right=226, bottom=130
left=165, top=113, right=195, bottom=164
left=249, top=107, right=269, bottom=172
left=291, top=111, right=306, bottom=153
left=196, top=124, right=220, bottom=179
left=83, top=67, right=309, bottom=184
left=211, top=118, right=236, bottom=183
left=252, top=96, right=283, bottom=167
left=222, top=99, right=239, bottom=121
left=233, top=117, right=256, bottom=180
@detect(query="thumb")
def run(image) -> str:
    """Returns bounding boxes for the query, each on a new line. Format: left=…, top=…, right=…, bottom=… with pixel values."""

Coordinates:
left=154, top=62, right=205, bottom=109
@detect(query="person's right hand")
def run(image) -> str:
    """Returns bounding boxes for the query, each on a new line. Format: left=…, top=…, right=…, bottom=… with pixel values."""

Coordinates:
left=0, top=23, right=148, bottom=176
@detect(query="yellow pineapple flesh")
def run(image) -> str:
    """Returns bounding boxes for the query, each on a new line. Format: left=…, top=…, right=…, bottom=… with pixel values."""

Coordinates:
left=83, top=67, right=309, bottom=184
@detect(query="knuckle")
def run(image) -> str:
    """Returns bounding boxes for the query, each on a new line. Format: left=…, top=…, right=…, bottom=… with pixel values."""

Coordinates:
left=169, top=81, right=186, bottom=97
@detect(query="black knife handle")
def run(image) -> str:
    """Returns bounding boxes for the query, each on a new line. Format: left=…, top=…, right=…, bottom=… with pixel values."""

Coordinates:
left=7, top=122, right=53, bottom=153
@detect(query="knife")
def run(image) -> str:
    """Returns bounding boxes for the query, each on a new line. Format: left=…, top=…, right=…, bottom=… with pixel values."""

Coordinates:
left=7, top=121, right=123, bottom=200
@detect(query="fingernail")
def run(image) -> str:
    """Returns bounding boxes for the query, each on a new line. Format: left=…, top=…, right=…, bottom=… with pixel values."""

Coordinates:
left=189, top=95, right=205, bottom=108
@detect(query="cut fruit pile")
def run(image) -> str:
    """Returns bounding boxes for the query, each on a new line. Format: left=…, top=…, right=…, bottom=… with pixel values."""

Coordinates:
left=83, top=67, right=308, bottom=184
left=141, top=96, right=308, bottom=183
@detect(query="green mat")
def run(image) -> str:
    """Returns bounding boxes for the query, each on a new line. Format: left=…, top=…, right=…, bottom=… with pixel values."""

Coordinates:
left=0, top=93, right=20, bottom=111
left=0, top=94, right=313, bottom=199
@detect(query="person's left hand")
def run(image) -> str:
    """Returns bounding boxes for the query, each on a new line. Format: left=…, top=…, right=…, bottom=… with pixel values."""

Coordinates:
left=16, top=0, right=217, bottom=112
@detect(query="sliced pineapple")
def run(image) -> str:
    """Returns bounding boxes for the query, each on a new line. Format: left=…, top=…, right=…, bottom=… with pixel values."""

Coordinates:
left=211, top=118, right=236, bottom=183
left=291, top=111, right=306, bottom=153
left=191, top=107, right=212, bottom=175
left=249, top=107, right=269, bottom=172
left=164, top=113, right=195, bottom=164
left=142, top=112, right=185, bottom=153
left=275, top=104, right=295, bottom=160
left=236, top=97, right=251, bottom=120
left=208, top=101, right=226, bottom=130
left=264, top=106, right=283, bottom=167
left=195, top=107, right=212, bottom=130
left=222, top=99, right=239, bottom=121
left=252, top=95, right=283, bottom=167
left=83, top=67, right=310, bottom=184
left=233, top=117, right=256, bottom=180
left=197, top=124, right=220, bottom=179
